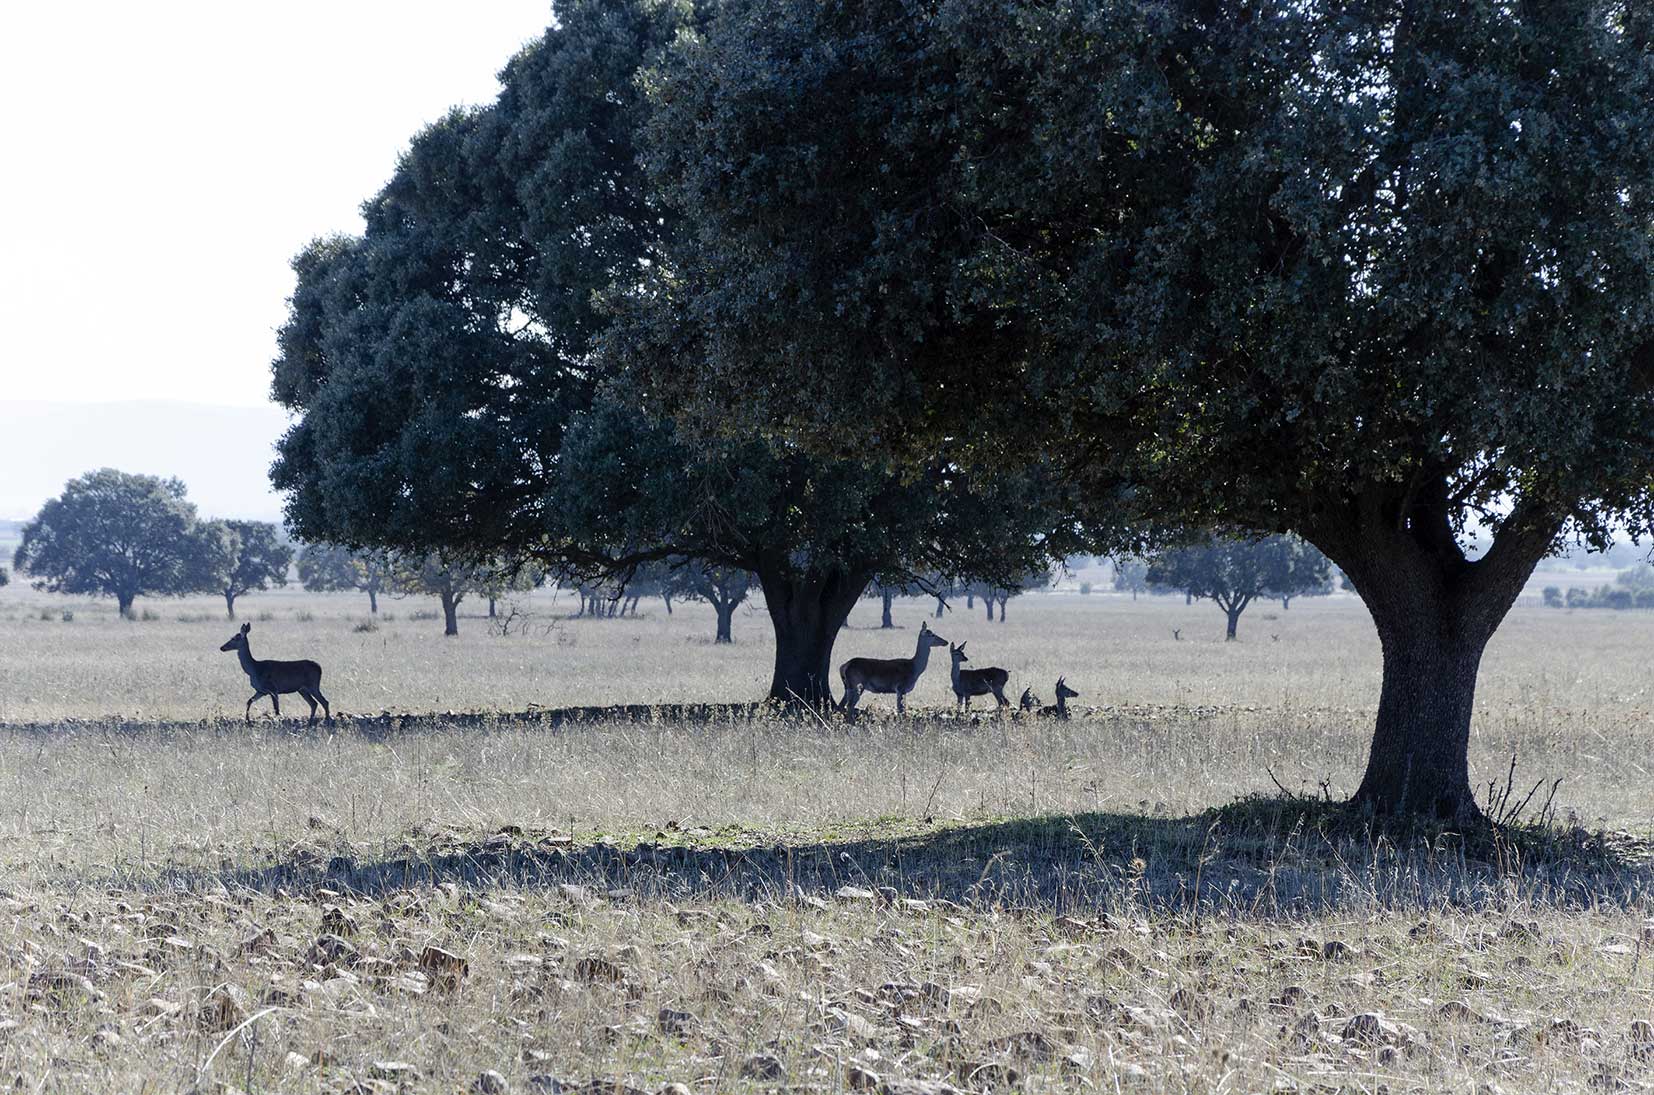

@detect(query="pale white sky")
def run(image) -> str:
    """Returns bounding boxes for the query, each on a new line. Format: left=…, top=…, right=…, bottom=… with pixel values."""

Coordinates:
left=0, top=2, right=552, bottom=409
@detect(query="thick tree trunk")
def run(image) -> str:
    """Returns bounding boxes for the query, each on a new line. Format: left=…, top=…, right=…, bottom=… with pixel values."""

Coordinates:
left=368, top=588, right=378, bottom=614
left=663, top=593, right=673, bottom=615
left=1185, top=591, right=1193, bottom=606
left=997, top=595, right=1008, bottom=621
left=441, top=591, right=460, bottom=636
left=758, top=566, right=871, bottom=708
left=934, top=597, right=944, bottom=619
left=966, top=591, right=974, bottom=609
left=985, top=598, right=994, bottom=621
left=881, top=589, right=894, bottom=629
left=1225, top=603, right=1243, bottom=640
left=488, top=597, right=497, bottom=619
left=117, top=592, right=135, bottom=619
left=225, top=590, right=237, bottom=619
left=1353, top=605, right=1489, bottom=821
left=1281, top=596, right=1292, bottom=610
left=714, top=600, right=734, bottom=643
left=1307, top=487, right=1562, bottom=823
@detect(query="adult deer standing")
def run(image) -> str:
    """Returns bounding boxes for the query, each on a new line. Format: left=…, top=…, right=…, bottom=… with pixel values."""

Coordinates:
left=220, top=623, right=330, bottom=726
left=839, top=621, right=948, bottom=714
left=948, top=642, right=1010, bottom=711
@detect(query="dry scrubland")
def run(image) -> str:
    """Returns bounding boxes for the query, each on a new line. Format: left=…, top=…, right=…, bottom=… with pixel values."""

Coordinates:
left=2, top=585, right=1654, bottom=1093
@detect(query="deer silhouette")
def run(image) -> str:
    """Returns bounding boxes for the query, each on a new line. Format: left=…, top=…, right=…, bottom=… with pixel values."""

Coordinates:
left=220, top=623, right=330, bottom=726
left=839, top=621, right=948, bottom=714
left=948, top=642, right=1010, bottom=711
left=1019, top=686, right=1042, bottom=712
left=1039, top=677, right=1080, bottom=719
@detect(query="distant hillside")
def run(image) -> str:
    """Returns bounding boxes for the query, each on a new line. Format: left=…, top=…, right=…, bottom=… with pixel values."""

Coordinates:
left=0, top=400, right=290, bottom=523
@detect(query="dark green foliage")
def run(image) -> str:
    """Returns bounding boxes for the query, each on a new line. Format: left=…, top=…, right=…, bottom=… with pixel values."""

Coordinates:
left=1542, top=586, right=1563, bottom=608
left=630, top=0, right=1654, bottom=815
left=1147, top=535, right=1330, bottom=640
left=268, top=0, right=1078, bottom=705
left=219, top=520, right=294, bottom=618
left=12, top=469, right=228, bottom=617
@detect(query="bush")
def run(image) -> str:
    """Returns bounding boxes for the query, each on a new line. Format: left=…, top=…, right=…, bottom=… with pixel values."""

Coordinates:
left=1079, top=582, right=1093, bottom=595
left=1542, top=586, right=1563, bottom=608
left=1637, top=589, right=1654, bottom=609
left=294, top=611, right=314, bottom=622
left=1605, top=589, right=1634, bottom=610
left=352, top=619, right=379, bottom=633
left=60, top=610, right=72, bottom=623
left=1566, top=587, right=1590, bottom=609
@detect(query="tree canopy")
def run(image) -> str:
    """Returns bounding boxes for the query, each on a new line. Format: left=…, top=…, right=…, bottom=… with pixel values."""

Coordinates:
left=297, top=543, right=391, bottom=614
left=268, top=0, right=1078, bottom=706
left=12, top=469, right=230, bottom=617
left=625, top=0, right=1654, bottom=818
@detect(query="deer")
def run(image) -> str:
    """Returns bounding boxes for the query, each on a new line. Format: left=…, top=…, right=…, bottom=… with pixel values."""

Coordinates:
left=219, top=622, right=330, bottom=726
left=948, top=642, right=1010, bottom=711
left=1038, top=677, right=1079, bottom=719
left=1019, top=686, right=1042, bottom=712
left=839, top=620, right=948, bottom=714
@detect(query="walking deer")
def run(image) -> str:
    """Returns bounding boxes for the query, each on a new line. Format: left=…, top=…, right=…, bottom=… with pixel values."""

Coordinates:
left=948, top=642, right=1010, bottom=711
left=219, top=623, right=330, bottom=726
left=1039, top=677, right=1079, bottom=719
left=839, top=621, right=948, bottom=714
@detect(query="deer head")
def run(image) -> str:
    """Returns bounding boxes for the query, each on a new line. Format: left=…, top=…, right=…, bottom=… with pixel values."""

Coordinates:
left=950, top=641, right=969, bottom=663
left=1056, top=676, right=1079, bottom=700
left=220, top=622, right=251, bottom=652
left=919, top=621, right=948, bottom=648
left=1019, top=687, right=1041, bottom=710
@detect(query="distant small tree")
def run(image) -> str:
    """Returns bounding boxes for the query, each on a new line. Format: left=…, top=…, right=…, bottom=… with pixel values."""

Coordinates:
left=1148, top=535, right=1330, bottom=640
left=0, top=565, right=8, bottom=588
left=390, top=554, right=521, bottom=636
left=1112, top=557, right=1149, bottom=601
left=1615, top=565, right=1654, bottom=592
left=13, top=468, right=223, bottom=618
left=218, top=520, right=294, bottom=618
left=297, top=543, right=390, bottom=613
left=677, top=562, right=754, bottom=643
left=1542, top=586, right=1564, bottom=608
left=1605, top=589, right=1635, bottom=611
left=1566, top=587, right=1591, bottom=609
left=1638, top=589, right=1654, bottom=610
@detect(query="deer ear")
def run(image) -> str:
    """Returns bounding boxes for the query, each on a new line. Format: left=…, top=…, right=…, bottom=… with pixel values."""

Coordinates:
left=241, top=623, right=251, bottom=634
left=958, top=641, right=967, bottom=652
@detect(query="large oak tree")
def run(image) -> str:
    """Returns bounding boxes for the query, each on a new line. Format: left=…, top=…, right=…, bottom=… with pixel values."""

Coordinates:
left=269, top=0, right=1073, bottom=707
left=628, top=0, right=1654, bottom=819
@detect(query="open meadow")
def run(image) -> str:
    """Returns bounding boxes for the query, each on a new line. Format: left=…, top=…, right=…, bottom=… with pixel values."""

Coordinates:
left=2, top=583, right=1654, bottom=1093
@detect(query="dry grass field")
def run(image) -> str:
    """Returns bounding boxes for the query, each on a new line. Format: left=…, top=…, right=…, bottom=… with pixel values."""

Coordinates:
left=2, top=581, right=1654, bottom=1093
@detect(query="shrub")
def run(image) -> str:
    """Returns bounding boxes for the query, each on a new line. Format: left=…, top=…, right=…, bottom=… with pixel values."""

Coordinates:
left=60, top=610, right=72, bottom=623
left=352, top=619, right=379, bottom=633
left=1542, top=586, right=1563, bottom=608
left=1566, top=588, right=1590, bottom=609
left=1605, top=589, right=1634, bottom=611
left=1079, top=582, right=1093, bottom=595
left=1637, top=589, right=1654, bottom=609
left=294, top=611, right=314, bottom=623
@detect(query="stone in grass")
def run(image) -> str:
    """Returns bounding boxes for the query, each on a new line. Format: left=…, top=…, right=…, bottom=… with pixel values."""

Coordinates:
left=472, top=1071, right=509, bottom=1095
left=283, top=1052, right=310, bottom=1073
left=308, top=933, right=359, bottom=967
left=846, top=1064, right=882, bottom=1090
left=321, top=905, right=360, bottom=937
left=1342, top=1012, right=1402, bottom=1048
left=834, top=885, right=879, bottom=904
left=418, top=946, right=469, bottom=990
left=1630, top=1020, right=1654, bottom=1060
left=197, top=984, right=251, bottom=1032
left=369, top=1061, right=420, bottom=1082
left=741, top=1054, right=785, bottom=1080
left=656, top=1007, right=697, bottom=1036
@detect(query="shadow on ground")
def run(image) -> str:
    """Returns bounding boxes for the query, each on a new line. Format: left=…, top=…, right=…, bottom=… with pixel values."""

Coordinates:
left=144, top=798, right=1654, bottom=917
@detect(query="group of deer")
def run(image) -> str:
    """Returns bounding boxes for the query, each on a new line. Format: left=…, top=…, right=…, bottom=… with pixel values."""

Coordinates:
left=219, top=618, right=1077, bottom=727
left=839, top=621, right=1079, bottom=718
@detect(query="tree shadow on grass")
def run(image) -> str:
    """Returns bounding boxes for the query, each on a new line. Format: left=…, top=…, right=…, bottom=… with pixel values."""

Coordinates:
left=148, top=796, right=1654, bottom=918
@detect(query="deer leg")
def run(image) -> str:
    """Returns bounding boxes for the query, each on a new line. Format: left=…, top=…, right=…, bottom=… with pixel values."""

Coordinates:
left=245, top=693, right=260, bottom=724
left=993, top=685, right=1009, bottom=708
left=896, top=689, right=906, bottom=715
left=300, top=690, right=319, bottom=726
left=269, top=693, right=281, bottom=719
left=312, top=688, right=331, bottom=724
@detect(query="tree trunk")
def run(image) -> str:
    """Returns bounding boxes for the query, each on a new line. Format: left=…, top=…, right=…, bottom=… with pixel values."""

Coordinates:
left=966, top=591, right=974, bottom=609
left=881, top=589, right=894, bottom=629
left=663, top=593, right=673, bottom=615
left=997, top=595, right=1008, bottom=621
left=985, top=598, right=994, bottom=621
left=1353, top=608, right=1489, bottom=822
left=1225, top=605, right=1243, bottom=640
left=1281, top=596, right=1292, bottom=610
left=934, top=596, right=944, bottom=619
left=225, top=590, right=237, bottom=619
left=368, top=588, right=379, bottom=614
left=117, top=592, right=135, bottom=619
left=1306, top=487, right=1562, bottom=823
left=758, top=566, right=871, bottom=708
left=441, top=591, right=460, bottom=636
left=1185, top=591, right=1193, bottom=606
left=714, top=600, right=734, bottom=643
left=488, top=597, right=497, bottom=618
